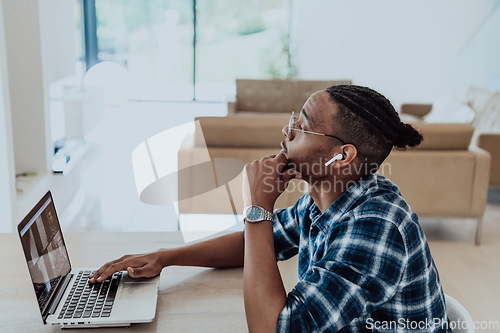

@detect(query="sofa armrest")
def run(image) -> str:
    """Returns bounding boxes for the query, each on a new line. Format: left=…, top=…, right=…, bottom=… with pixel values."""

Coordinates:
left=477, top=133, right=500, bottom=185
left=400, top=104, right=432, bottom=118
left=469, top=146, right=491, bottom=217
left=227, top=101, right=237, bottom=115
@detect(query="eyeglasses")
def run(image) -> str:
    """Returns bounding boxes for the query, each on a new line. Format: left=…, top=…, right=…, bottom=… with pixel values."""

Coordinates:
left=287, top=111, right=348, bottom=145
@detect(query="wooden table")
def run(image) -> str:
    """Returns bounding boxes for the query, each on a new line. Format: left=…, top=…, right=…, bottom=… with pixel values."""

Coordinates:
left=0, top=231, right=253, bottom=332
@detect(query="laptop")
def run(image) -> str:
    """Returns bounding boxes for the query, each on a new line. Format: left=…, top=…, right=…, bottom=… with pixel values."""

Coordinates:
left=17, top=191, right=161, bottom=328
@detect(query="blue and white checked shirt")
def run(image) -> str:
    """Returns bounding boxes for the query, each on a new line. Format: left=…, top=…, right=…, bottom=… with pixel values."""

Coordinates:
left=273, top=174, right=449, bottom=332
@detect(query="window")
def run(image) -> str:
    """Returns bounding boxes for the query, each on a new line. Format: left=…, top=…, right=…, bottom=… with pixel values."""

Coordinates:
left=81, top=0, right=293, bottom=101
left=196, top=0, right=293, bottom=101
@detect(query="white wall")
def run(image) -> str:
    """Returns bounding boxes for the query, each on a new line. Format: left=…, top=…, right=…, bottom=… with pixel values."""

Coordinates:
left=38, top=0, right=76, bottom=86
left=2, top=0, right=49, bottom=175
left=457, top=1, right=500, bottom=92
left=0, top=1, right=15, bottom=233
left=294, top=0, right=500, bottom=108
left=2, top=0, right=75, bottom=176
left=0, top=0, right=77, bottom=232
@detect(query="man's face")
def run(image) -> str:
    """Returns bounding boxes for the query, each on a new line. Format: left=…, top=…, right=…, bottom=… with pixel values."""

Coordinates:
left=281, top=91, right=342, bottom=178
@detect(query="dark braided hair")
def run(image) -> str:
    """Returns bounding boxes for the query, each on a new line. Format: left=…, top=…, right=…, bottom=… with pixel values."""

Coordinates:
left=325, top=85, right=423, bottom=169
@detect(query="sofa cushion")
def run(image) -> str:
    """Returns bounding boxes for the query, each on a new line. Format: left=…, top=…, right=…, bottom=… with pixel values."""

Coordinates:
left=381, top=150, right=477, bottom=216
left=291, top=80, right=352, bottom=112
left=195, top=115, right=288, bottom=148
left=195, top=116, right=473, bottom=151
left=234, top=79, right=352, bottom=115
left=229, top=111, right=293, bottom=118
left=425, top=95, right=475, bottom=123
left=399, top=113, right=424, bottom=123
left=236, top=79, right=293, bottom=113
left=410, top=123, right=473, bottom=150
left=465, top=85, right=495, bottom=114
left=400, top=104, right=432, bottom=118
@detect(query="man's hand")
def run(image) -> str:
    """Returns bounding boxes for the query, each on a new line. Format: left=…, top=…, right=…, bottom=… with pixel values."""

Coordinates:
left=88, top=250, right=166, bottom=283
left=242, top=153, right=302, bottom=211
left=243, top=154, right=297, bottom=331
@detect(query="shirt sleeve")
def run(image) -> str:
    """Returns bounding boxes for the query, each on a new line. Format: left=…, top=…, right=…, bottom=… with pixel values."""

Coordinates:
left=273, top=194, right=310, bottom=261
left=277, top=217, right=407, bottom=332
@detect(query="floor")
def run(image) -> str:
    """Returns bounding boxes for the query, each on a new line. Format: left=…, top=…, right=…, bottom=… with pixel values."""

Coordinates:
left=423, top=189, right=500, bottom=329
left=65, top=100, right=500, bottom=331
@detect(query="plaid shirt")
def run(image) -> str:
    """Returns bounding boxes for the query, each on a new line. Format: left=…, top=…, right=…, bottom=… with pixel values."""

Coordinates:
left=273, top=174, right=449, bottom=332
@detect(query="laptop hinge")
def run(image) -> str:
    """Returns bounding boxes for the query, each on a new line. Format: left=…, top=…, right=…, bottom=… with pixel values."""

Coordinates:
left=44, top=273, right=74, bottom=322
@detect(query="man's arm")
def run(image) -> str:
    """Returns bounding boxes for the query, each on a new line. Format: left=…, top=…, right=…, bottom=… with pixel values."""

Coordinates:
left=241, top=153, right=301, bottom=332
left=89, top=231, right=244, bottom=283
left=244, top=222, right=287, bottom=333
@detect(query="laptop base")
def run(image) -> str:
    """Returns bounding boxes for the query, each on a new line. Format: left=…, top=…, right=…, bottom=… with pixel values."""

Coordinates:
left=60, top=323, right=131, bottom=329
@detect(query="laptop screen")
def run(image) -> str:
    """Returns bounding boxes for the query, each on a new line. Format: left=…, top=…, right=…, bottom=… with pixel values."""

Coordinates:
left=18, top=192, right=71, bottom=318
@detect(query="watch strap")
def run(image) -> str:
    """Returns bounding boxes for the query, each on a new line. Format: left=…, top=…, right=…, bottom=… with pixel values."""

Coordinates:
left=260, top=208, right=274, bottom=222
left=244, top=205, right=274, bottom=223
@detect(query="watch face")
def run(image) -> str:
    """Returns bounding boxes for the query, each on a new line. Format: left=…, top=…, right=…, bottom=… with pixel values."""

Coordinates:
left=247, top=206, right=262, bottom=221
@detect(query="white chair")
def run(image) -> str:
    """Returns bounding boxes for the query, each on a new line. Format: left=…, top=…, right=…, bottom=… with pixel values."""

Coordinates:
left=445, top=294, right=475, bottom=333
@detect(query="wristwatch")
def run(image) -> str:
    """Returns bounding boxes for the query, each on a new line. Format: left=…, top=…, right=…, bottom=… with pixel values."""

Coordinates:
left=243, top=205, right=274, bottom=223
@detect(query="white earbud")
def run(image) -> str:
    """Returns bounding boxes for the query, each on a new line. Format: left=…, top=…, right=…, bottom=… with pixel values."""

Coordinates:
left=324, top=153, right=344, bottom=166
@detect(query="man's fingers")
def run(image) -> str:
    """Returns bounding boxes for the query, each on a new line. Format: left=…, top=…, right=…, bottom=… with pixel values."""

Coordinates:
left=88, top=262, right=113, bottom=280
left=282, top=169, right=302, bottom=182
left=127, top=265, right=155, bottom=278
left=273, top=152, right=288, bottom=172
left=90, top=263, right=127, bottom=282
left=89, top=261, right=117, bottom=280
left=88, top=255, right=131, bottom=279
left=285, top=168, right=301, bottom=177
left=127, top=267, right=137, bottom=277
left=90, top=260, right=141, bottom=283
left=275, top=152, right=287, bottom=163
left=90, top=264, right=121, bottom=283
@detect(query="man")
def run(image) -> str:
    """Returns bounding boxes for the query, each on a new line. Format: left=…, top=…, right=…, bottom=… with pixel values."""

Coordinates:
left=90, top=85, right=449, bottom=332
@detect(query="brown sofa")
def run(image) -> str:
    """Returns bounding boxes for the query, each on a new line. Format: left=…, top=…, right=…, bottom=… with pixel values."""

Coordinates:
left=228, top=79, right=351, bottom=116
left=178, top=116, right=490, bottom=245
left=401, top=86, right=500, bottom=186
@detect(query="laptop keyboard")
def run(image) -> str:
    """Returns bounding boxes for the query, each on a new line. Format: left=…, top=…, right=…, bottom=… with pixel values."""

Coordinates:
left=38, top=276, right=61, bottom=309
left=58, top=270, right=122, bottom=320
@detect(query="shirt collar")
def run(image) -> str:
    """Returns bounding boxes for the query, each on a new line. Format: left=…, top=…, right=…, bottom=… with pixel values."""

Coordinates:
left=308, top=174, right=387, bottom=232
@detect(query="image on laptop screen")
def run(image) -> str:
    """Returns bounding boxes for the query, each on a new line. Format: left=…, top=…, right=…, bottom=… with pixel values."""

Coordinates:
left=18, top=193, right=71, bottom=316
